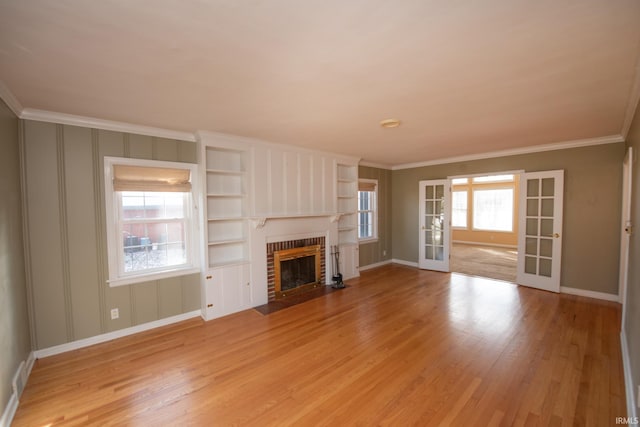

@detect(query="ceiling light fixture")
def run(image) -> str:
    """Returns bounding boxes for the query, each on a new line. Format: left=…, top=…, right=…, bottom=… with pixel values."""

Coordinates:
left=380, top=118, right=401, bottom=128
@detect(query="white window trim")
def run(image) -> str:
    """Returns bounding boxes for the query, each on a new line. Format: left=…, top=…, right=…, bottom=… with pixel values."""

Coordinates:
left=358, top=178, right=378, bottom=243
left=104, top=157, right=200, bottom=287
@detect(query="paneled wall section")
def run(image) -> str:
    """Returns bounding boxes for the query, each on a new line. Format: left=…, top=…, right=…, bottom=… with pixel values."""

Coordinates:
left=0, top=100, right=31, bottom=413
left=22, top=121, right=200, bottom=350
left=252, top=145, right=337, bottom=216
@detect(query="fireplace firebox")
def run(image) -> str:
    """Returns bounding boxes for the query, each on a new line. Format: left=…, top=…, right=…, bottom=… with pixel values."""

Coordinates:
left=274, top=245, right=321, bottom=298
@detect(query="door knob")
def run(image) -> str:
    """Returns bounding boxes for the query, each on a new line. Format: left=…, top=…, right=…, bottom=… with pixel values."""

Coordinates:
left=553, top=233, right=560, bottom=238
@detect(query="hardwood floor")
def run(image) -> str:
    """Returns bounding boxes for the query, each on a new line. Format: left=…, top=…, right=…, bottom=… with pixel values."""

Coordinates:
left=13, top=265, right=625, bottom=426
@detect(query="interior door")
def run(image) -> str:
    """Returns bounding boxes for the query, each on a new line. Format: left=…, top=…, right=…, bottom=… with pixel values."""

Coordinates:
left=516, top=170, right=564, bottom=292
left=419, top=180, right=451, bottom=272
left=620, top=147, right=633, bottom=319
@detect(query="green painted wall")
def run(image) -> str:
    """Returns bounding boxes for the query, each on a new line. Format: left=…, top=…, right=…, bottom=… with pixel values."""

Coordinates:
left=624, top=102, right=640, bottom=411
left=22, top=121, right=200, bottom=350
left=0, top=101, right=31, bottom=411
left=358, top=166, right=392, bottom=268
left=392, top=143, right=624, bottom=295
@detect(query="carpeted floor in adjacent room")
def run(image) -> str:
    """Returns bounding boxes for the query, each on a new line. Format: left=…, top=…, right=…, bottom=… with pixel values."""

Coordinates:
left=450, top=243, right=518, bottom=283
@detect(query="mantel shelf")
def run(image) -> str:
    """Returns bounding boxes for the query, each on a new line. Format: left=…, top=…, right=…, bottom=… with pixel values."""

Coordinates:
left=249, top=213, right=341, bottom=229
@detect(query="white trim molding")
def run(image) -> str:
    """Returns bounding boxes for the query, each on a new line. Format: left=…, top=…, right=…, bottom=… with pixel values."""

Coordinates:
left=34, top=310, right=201, bottom=359
left=392, top=135, right=625, bottom=170
left=559, top=286, right=619, bottom=302
left=0, top=80, right=23, bottom=117
left=21, top=108, right=197, bottom=142
left=621, top=331, right=638, bottom=419
left=358, top=259, right=393, bottom=271
left=0, top=390, right=18, bottom=427
left=1, top=352, right=35, bottom=427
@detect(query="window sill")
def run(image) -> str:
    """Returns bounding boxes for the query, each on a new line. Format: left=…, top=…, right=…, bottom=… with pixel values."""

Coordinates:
left=359, top=238, right=379, bottom=244
left=108, top=266, right=200, bottom=287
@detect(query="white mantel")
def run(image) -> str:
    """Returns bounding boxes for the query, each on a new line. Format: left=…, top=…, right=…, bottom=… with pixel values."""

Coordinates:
left=250, top=215, right=339, bottom=306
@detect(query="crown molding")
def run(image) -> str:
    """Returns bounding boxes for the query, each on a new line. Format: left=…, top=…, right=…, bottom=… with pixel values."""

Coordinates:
left=391, top=135, right=625, bottom=170
left=621, top=49, right=640, bottom=139
left=0, top=80, right=24, bottom=117
left=359, top=160, right=392, bottom=170
left=20, top=108, right=197, bottom=142
left=196, top=130, right=361, bottom=165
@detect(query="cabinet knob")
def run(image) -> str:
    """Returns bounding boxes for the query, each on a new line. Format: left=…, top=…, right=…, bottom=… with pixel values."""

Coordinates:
left=206, top=275, right=212, bottom=280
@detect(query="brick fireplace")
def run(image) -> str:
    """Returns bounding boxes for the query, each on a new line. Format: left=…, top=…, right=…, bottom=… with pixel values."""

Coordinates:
left=266, top=236, right=326, bottom=301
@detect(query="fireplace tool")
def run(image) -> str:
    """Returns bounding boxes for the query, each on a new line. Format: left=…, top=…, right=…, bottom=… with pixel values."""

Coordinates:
left=331, top=245, right=345, bottom=289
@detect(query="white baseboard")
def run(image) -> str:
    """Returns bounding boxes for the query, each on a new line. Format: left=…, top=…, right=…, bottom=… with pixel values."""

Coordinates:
left=0, top=392, right=18, bottom=427
left=559, top=286, right=619, bottom=302
left=0, top=391, right=18, bottom=427
left=358, top=259, right=393, bottom=272
left=452, top=240, right=518, bottom=249
left=621, top=330, right=638, bottom=419
left=25, top=352, right=35, bottom=379
left=391, top=258, right=419, bottom=268
left=1, top=351, right=35, bottom=427
left=34, top=310, right=201, bottom=359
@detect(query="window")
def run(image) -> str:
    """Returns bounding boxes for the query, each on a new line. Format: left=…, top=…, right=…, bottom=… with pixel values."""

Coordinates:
left=104, top=157, right=199, bottom=286
left=472, top=174, right=514, bottom=183
left=473, top=188, right=514, bottom=232
left=452, top=190, right=468, bottom=228
left=358, top=179, right=378, bottom=241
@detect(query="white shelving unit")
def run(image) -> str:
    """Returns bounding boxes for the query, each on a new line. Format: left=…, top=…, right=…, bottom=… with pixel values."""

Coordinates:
left=336, top=163, right=359, bottom=280
left=201, top=142, right=253, bottom=320
left=204, top=147, right=249, bottom=268
left=337, top=164, right=358, bottom=246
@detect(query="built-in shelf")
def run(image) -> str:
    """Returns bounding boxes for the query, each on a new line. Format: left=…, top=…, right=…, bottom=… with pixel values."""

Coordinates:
left=203, top=145, right=250, bottom=269
left=206, top=193, right=246, bottom=198
left=208, top=259, right=250, bottom=269
left=208, top=238, right=246, bottom=246
left=336, top=164, right=358, bottom=246
left=206, top=168, right=246, bottom=175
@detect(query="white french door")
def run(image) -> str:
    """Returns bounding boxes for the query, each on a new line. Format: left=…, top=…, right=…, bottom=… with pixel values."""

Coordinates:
left=419, top=180, right=451, bottom=272
left=516, top=170, right=564, bottom=292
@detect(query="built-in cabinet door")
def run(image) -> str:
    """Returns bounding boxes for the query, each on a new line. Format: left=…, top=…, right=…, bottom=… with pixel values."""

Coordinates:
left=204, top=263, right=251, bottom=320
left=338, top=244, right=359, bottom=281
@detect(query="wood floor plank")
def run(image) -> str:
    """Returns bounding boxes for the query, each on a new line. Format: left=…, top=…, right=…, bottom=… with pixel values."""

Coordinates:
left=12, top=265, right=626, bottom=426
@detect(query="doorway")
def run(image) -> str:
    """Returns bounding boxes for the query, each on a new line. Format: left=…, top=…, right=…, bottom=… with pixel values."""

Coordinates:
left=449, top=173, right=519, bottom=283
left=419, top=170, right=565, bottom=292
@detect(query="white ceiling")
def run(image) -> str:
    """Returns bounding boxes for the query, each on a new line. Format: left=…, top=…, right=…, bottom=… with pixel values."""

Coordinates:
left=1, top=0, right=639, bottom=167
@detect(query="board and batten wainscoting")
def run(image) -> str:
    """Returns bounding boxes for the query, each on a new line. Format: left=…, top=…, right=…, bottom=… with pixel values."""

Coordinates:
left=21, top=120, right=200, bottom=351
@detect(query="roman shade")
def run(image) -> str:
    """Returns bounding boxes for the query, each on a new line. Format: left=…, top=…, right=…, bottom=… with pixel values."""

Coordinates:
left=113, top=165, right=192, bottom=192
left=358, top=181, right=376, bottom=192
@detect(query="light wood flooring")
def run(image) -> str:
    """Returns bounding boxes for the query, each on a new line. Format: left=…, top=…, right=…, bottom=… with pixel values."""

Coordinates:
left=13, top=264, right=625, bottom=426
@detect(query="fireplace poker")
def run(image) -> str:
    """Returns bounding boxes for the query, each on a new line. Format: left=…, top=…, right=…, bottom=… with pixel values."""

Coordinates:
left=331, top=245, right=345, bottom=289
